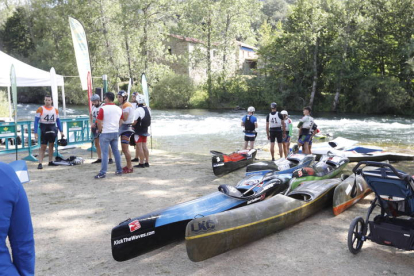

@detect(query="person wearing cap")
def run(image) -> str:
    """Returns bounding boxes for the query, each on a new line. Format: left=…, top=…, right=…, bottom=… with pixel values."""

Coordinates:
left=266, top=102, right=286, bottom=161
left=94, top=92, right=123, bottom=179
left=241, top=106, right=258, bottom=150
left=132, top=94, right=151, bottom=168
left=34, top=94, right=65, bottom=169
left=297, top=106, right=314, bottom=154
left=90, top=94, right=113, bottom=164
left=281, top=110, right=292, bottom=158
left=117, top=91, right=134, bottom=174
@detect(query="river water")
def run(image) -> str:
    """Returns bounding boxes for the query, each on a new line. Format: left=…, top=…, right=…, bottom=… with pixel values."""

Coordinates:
left=15, top=104, right=414, bottom=155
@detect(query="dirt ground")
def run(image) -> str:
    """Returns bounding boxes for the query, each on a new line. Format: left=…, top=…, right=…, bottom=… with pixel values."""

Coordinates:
left=1, top=145, right=414, bottom=276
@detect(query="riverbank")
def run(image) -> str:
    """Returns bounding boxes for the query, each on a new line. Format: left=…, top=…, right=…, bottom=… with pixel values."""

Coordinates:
left=2, top=144, right=414, bottom=275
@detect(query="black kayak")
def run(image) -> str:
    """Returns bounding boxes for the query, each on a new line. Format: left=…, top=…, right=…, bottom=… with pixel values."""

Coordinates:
left=211, top=149, right=257, bottom=176
left=111, top=169, right=291, bottom=262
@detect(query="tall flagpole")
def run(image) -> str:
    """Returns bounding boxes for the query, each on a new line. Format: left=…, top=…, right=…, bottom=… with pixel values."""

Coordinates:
left=10, top=65, right=18, bottom=160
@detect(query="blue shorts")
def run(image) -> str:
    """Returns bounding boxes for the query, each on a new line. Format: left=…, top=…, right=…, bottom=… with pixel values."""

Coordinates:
left=282, top=135, right=291, bottom=143
left=298, top=134, right=312, bottom=145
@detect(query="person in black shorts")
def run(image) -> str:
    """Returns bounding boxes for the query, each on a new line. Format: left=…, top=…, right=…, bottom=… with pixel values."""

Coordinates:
left=266, top=102, right=286, bottom=161
left=34, top=95, right=64, bottom=169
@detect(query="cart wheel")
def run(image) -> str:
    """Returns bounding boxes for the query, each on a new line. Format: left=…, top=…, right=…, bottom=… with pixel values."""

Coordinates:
left=348, top=216, right=365, bottom=254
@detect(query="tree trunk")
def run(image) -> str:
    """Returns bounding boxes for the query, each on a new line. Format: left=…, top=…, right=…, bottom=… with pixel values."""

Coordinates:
left=124, top=32, right=133, bottom=85
left=143, top=11, right=149, bottom=73
left=222, top=14, right=230, bottom=73
left=207, top=15, right=212, bottom=108
left=309, top=36, right=319, bottom=108
left=99, top=0, right=120, bottom=81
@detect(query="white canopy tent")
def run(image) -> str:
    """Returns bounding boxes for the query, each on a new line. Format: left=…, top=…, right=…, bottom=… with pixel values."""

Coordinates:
left=0, top=50, right=66, bottom=119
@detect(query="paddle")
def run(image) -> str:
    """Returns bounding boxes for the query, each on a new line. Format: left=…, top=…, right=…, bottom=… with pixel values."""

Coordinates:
left=141, top=73, right=152, bottom=151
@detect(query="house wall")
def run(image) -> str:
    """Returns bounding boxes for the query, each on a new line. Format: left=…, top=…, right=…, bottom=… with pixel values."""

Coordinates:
left=162, top=36, right=258, bottom=83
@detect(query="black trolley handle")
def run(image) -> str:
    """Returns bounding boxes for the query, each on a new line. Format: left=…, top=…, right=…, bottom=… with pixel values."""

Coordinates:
left=352, top=161, right=406, bottom=180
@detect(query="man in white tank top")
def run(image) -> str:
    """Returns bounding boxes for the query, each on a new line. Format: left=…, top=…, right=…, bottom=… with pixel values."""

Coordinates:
left=94, top=92, right=123, bottom=179
left=266, top=102, right=286, bottom=161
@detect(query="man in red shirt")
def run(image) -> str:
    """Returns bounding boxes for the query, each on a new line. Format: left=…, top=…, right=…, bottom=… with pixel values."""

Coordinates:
left=94, top=92, right=123, bottom=179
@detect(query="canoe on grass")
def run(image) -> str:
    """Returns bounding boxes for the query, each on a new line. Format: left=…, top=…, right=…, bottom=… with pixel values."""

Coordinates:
left=185, top=178, right=341, bottom=262
left=211, top=149, right=257, bottom=176
left=111, top=168, right=290, bottom=262
left=332, top=173, right=371, bottom=216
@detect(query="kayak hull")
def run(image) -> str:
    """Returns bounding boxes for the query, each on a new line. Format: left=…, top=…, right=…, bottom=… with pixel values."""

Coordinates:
left=333, top=174, right=371, bottom=216
left=111, top=175, right=289, bottom=261
left=346, top=152, right=414, bottom=162
left=245, top=154, right=315, bottom=176
left=212, top=149, right=257, bottom=176
left=185, top=179, right=341, bottom=262
left=289, top=156, right=349, bottom=190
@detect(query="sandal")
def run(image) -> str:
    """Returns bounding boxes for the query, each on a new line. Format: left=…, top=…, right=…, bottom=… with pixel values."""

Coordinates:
left=122, top=166, right=133, bottom=174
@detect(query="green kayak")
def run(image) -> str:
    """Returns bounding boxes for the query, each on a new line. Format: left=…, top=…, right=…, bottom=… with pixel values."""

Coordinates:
left=289, top=154, right=349, bottom=191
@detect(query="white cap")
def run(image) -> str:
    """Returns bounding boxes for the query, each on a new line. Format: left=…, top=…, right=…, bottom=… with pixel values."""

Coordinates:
left=136, top=94, right=145, bottom=104
left=281, top=110, right=288, bottom=115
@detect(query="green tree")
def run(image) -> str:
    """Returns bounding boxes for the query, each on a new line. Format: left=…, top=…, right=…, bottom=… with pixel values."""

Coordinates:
left=1, top=7, right=34, bottom=58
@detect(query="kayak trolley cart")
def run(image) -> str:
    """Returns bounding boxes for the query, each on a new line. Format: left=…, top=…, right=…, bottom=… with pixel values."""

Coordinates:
left=347, top=161, right=414, bottom=254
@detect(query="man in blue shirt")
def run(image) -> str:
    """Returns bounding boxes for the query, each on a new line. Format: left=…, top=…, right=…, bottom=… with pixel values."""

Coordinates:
left=241, top=106, right=258, bottom=150
left=0, top=162, right=35, bottom=275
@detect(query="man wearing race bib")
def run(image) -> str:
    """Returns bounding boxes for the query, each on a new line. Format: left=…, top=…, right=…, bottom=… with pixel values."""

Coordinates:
left=241, top=106, right=258, bottom=150
left=297, top=106, right=314, bottom=154
left=90, top=94, right=113, bottom=164
left=281, top=110, right=292, bottom=158
left=34, top=95, right=64, bottom=169
left=117, top=91, right=134, bottom=174
left=133, top=94, right=151, bottom=168
left=266, top=102, right=286, bottom=161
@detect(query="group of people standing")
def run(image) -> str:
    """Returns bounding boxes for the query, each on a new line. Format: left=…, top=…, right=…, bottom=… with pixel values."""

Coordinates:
left=33, top=91, right=151, bottom=179
left=91, top=91, right=151, bottom=179
left=241, top=103, right=317, bottom=160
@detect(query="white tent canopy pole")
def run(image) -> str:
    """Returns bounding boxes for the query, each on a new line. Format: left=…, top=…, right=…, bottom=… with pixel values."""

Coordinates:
left=61, top=84, right=67, bottom=118
left=50, top=67, right=59, bottom=111
left=7, top=86, right=12, bottom=120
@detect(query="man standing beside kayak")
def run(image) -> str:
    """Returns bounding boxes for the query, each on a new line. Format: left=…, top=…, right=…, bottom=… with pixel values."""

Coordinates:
left=297, top=106, right=314, bottom=154
left=266, top=102, right=286, bottom=161
left=281, top=110, right=292, bottom=158
left=241, top=106, right=258, bottom=150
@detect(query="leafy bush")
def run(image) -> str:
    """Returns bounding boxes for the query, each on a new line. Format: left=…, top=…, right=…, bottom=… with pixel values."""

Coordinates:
left=351, top=75, right=408, bottom=114
left=0, top=91, right=10, bottom=117
left=151, top=73, right=195, bottom=108
left=204, top=75, right=283, bottom=110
